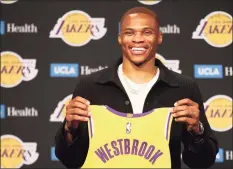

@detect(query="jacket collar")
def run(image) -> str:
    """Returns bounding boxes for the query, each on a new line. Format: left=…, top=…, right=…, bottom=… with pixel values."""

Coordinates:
left=95, top=58, right=179, bottom=87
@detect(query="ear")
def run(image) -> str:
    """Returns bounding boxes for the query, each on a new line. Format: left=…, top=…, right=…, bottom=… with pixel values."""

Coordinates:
left=158, top=31, right=163, bottom=44
left=118, top=34, right=122, bottom=45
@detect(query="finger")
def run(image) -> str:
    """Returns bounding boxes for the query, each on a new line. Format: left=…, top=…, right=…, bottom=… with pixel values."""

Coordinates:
left=187, top=125, right=193, bottom=132
left=66, top=101, right=89, bottom=111
left=171, top=105, right=188, bottom=114
left=73, top=96, right=90, bottom=105
left=172, top=110, right=189, bottom=118
left=66, top=114, right=89, bottom=122
left=188, top=107, right=200, bottom=118
left=174, top=98, right=197, bottom=107
left=66, top=108, right=91, bottom=117
left=174, top=117, right=196, bottom=125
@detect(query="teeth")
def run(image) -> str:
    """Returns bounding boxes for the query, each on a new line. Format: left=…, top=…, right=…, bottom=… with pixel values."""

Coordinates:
left=132, top=47, right=146, bottom=51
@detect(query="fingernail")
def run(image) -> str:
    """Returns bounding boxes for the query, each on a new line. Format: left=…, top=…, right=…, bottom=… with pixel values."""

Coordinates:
left=171, top=107, right=174, bottom=112
left=86, top=101, right=90, bottom=105
left=85, top=117, right=89, bottom=121
left=174, top=102, right=177, bottom=106
left=88, top=112, right=91, bottom=116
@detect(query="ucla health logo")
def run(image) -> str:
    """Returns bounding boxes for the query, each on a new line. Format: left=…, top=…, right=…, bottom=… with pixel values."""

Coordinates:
left=192, top=11, right=232, bottom=48
left=50, top=147, right=59, bottom=161
left=50, top=63, right=78, bottom=78
left=0, top=104, right=38, bottom=119
left=0, top=21, right=5, bottom=35
left=156, top=54, right=182, bottom=74
left=0, top=20, right=38, bottom=35
left=216, top=148, right=224, bottom=163
left=50, top=94, right=72, bottom=122
left=1, top=51, right=38, bottom=88
left=50, top=10, right=107, bottom=47
left=194, top=65, right=223, bottom=79
left=1, top=104, right=5, bottom=119
left=204, top=95, right=232, bottom=132
left=1, top=135, right=39, bottom=168
left=138, top=0, right=162, bottom=5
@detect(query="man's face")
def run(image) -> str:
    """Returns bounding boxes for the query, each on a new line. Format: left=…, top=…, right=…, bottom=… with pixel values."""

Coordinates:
left=118, top=13, right=162, bottom=66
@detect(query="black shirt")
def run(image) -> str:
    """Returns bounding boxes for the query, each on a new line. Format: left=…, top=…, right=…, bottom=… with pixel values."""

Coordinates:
left=55, top=59, right=218, bottom=169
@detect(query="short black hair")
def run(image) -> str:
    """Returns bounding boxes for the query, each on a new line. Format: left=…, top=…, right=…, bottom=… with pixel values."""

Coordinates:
left=119, top=7, right=160, bottom=31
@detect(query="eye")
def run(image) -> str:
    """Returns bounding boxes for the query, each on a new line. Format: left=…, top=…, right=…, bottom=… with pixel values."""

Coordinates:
left=124, top=31, right=134, bottom=36
left=144, top=30, right=153, bottom=35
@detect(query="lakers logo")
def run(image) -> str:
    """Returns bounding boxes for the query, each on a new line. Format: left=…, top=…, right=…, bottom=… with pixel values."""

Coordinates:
left=50, top=10, right=107, bottom=47
left=50, top=94, right=72, bottom=122
left=0, top=51, right=38, bottom=88
left=138, top=0, right=162, bottom=5
left=0, top=135, right=39, bottom=168
left=0, top=0, right=18, bottom=4
left=204, top=95, right=232, bottom=132
left=156, top=53, right=182, bottom=74
left=192, top=11, right=232, bottom=48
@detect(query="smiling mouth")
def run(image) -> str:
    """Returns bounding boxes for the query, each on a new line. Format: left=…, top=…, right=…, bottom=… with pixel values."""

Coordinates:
left=129, top=47, right=148, bottom=55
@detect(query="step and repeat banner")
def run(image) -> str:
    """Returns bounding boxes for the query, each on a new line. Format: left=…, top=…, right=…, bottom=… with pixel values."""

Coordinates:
left=0, top=0, right=232, bottom=168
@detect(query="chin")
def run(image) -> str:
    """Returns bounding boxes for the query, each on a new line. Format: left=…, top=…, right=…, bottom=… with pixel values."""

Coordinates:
left=131, top=59, right=147, bottom=67
left=129, top=55, right=149, bottom=66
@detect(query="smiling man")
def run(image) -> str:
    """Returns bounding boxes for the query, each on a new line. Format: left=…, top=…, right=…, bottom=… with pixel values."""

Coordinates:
left=55, top=7, right=218, bottom=169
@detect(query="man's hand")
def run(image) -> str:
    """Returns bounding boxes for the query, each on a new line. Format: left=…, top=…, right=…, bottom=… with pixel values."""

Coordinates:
left=171, top=98, right=201, bottom=134
left=65, top=96, right=91, bottom=130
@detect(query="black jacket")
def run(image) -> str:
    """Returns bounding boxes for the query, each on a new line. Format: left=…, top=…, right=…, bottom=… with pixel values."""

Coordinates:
left=55, top=59, right=218, bottom=169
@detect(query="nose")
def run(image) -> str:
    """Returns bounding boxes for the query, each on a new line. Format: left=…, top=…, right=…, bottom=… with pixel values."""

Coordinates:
left=132, top=33, right=144, bottom=43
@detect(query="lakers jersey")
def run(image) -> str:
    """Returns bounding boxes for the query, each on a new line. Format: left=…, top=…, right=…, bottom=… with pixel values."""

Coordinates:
left=82, top=105, right=173, bottom=168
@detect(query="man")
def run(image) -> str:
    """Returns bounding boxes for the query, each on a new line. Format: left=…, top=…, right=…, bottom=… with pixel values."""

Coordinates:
left=55, top=7, right=218, bottom=168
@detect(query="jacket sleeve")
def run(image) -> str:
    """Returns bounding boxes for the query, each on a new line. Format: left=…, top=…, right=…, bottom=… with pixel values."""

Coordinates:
left=182, top=81, right=219, bottom=168
left=54, top=78, right=90, bottom=168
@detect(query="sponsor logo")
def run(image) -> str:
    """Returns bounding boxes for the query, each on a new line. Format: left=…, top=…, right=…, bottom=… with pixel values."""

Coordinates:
left=50, top=10, right=107, bottom=47
left=215, top=148, right=233, bottom=162
left=194, top=64, right=223, bottom=79
left=0, top=20, right=38, bottom=35
left=0, top=0, right=18, bottom=4
left=160, top=24, right=180, bottom=34
left=0, top=135, right=39, bottom=168
left=192, top=11, right=232, bottom=48
left=50, top=63, right=78, bottom=78
left=51, top=147, right=59, bottom=161
left=0, top=104, right=5, bottom=119
left=1, top=51, right=38, bottom=88
left=0, top=20, right=5, bottom=35
left=138, top=0, right=162, bottom=5
left=0, top=104, right=38, bottom=119
left=50, top=94, right=72, bottom=122
left=225, top=150, right=233, bottom=160
left=216, top=148, right=224, bottom=163
left=80, top=65, right=108, bottom=75
left=204, top=95, right=232, bottom=132
left=225, top=66, right=232, bottom=76
left=156, top=53, right=182, bottom=74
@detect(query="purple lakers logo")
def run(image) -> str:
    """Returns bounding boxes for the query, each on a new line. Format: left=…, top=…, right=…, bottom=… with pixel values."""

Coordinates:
left=126, top=122, right=131, bottom=134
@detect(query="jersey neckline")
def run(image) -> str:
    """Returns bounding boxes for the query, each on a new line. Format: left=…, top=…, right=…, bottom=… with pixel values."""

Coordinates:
left=104, top=105, right=156, bottom=118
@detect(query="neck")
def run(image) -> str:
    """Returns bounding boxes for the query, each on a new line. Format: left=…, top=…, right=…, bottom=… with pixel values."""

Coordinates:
left=122, top=57, right=157, bottom=84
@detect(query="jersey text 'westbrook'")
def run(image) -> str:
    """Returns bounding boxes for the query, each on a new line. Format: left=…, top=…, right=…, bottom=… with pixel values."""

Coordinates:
left=94, top=138, right=164, bottom=164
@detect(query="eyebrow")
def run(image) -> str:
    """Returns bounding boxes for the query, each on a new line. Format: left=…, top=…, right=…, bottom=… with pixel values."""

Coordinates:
left=123, top=27, right=154, bottom=31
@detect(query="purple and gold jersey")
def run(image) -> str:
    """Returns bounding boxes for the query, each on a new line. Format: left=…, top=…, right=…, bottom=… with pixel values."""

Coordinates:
left=82, top=105, right=173, bottom=168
